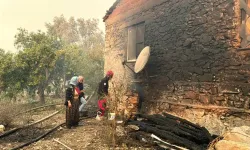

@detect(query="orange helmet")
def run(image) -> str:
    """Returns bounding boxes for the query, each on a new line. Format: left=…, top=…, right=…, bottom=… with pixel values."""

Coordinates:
left=106, top=70, right=114, bottom=78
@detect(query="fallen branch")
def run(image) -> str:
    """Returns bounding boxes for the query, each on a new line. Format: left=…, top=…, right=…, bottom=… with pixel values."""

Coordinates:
left=1, top=109, right=63, bottom=139
left=53, top=138, right=73, bottom=150
left=0, top=128, right=20, bottom=138
left=15, top=103, right=63, bottom=117
left=24, top=108, right=63, bottom=127
left=150, top=100, right=250, bottom=113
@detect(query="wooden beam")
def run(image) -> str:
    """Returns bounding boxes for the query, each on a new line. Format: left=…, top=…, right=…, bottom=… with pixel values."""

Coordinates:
left=148, top=100, right=250, bottom=113
left=53, top=138, right=73, bottom=150
left=15, top=103, right=62, bottom=117
left=24, top=109, right=63, bottom=127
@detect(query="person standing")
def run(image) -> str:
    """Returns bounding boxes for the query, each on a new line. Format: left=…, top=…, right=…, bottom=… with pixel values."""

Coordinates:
left=65, top=76, right=83, bottom=129
left=97, top=70, right=114, bottom=116
left=78, top=77, right=87, bottom=115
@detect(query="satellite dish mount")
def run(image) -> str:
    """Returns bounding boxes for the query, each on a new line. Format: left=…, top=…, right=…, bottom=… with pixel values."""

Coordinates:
left=122, top=46, right=150, bottom=74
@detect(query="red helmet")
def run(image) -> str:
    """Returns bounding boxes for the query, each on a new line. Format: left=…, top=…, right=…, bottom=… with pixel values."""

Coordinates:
left=106, top=70, right=114, bottom=77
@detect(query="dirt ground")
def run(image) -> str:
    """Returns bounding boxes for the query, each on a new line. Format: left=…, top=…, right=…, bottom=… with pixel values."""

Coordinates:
left=11, top=116, right=151, bottom=150
left=5, top=96, right=250, bottom=150
left=0, top=101, right=152, bottom=150
left=1, top=111, right=116, bottom=150
left=22, top=118, right=111, bottom=150
left=2, top=98, right=250, bottom=150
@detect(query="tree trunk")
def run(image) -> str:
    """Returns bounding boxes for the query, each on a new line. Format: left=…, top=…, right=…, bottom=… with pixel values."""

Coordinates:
left=55, top=88, right=60, bottom=98
left=38, top=85, right=45, bottom=104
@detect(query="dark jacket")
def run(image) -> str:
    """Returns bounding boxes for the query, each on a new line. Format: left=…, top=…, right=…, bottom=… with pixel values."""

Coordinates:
left=64, top=85, right=74, bottom=106
left=97, top=76, right=109, bottom=97
left=77, top=82, right=85, bottom=98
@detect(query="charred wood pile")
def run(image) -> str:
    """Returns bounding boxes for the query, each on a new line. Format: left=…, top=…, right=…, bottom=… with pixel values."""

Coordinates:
left=126, top=113, right=215, bottom=150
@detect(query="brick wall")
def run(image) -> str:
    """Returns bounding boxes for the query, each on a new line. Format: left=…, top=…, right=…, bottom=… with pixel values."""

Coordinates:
left=104, top=0, right=250, bottom=112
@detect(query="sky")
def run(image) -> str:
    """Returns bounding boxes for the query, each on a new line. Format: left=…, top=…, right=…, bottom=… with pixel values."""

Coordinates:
left=0, top=0, right=116, bottom=52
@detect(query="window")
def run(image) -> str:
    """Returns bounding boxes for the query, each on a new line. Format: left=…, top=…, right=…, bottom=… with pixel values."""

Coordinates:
left=241, top=0, right=248, bottom=24
left=240, top=0, right=250, bottom=47
left=127, top=23, right=145, bottom=62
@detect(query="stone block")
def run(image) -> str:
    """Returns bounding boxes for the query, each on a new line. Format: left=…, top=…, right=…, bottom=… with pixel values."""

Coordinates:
left=184, top=91, right=198, bottom=99
left=0, top=125, right=5, bottom=132
left=159, top=102, right=170, bottom=111
left=199, top=94, right=210, bottom=104
left=128, top=97, right=138, bottom=104
left=219, top=85, right=240, bottom=94
left=244, top=98, right=250, bottom=109
left=211, top=86, right=218, bottom=95
left=198, top=74, right=214, bottom=82
left=192, top=109, right=205, bottom=119
left=228, top=95, right=236, bottom=101
left=123, top=96, right=128, bottom=101
left=234, top=101, right=244, bottom=108
left=187, top=67, right=203, bottom=75
left=183, top=38, right=195, bottom=47
left=228, top=100, right=234, bottom=107
left=215, top=96, right=225, bottom=101
left=180, top=98, right=193, bottom=104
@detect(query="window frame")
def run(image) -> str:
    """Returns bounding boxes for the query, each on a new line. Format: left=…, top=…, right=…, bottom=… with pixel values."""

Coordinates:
left=127, top=22, right=145, bottom=62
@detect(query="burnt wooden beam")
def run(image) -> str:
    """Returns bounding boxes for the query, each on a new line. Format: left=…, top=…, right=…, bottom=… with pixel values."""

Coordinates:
left=129, top=120, right=209, bottom=145
left=161, top=113, right=213, bottom=142
left=237, top=47, right=250, bottom=51
left=139, top=114, right=201, bottom=135
left=162, top=113, right=202, bottom=130
left=127, top=121, right=204, bottom=150
left=137, top=114, right=212, bottom=143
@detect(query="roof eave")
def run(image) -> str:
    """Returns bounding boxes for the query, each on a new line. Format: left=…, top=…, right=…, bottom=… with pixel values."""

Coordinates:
left=103, top=0, right=121, bottom=22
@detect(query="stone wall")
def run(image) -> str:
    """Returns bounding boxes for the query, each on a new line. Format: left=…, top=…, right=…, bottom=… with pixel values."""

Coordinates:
left=104, top=0, right=250, bottom=112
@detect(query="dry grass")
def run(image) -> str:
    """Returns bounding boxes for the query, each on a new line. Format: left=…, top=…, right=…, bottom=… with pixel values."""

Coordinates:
left=98, top=120, right=117, bottom=148
left=0, top=102, right=24, bottom=127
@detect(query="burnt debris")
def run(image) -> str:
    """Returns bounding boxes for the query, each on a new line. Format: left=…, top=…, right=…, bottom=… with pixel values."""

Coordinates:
left=126, top=113, right=216, bottom=150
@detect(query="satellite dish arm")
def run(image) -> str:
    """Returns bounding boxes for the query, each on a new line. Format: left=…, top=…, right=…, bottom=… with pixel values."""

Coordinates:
left=122, top=60, right=135, bottom=73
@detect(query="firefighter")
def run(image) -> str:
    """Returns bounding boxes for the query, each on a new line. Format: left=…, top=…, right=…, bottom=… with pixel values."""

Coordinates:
left=97, top=70, right=114, bottom=117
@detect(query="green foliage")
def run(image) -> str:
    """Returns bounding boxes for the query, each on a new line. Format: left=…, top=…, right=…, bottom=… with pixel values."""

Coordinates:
left=0, top=49, right=25, bottom=99
left=15, top=29, right=57, bottom=86
left=0, top=15, right=105, bottom=102
left=46, top=15, right=105, bottom=91
left=13, top=29, right=60, bottom=102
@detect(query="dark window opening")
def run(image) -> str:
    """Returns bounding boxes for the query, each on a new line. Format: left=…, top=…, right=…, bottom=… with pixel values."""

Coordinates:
left=127, top=22, right=145, bottom=62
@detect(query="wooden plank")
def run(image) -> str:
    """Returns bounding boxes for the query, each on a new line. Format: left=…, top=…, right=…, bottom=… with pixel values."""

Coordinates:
left=147, top=100, right=250, bottom=114
left=53, top=138, right=73, bottom=150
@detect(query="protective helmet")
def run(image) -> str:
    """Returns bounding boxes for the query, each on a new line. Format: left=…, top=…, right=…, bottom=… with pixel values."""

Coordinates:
left=106, top=70, right=114, bottom=78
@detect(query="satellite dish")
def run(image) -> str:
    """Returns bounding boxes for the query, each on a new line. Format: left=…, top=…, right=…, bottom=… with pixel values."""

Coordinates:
left=134, top=46, right=150, bottom=73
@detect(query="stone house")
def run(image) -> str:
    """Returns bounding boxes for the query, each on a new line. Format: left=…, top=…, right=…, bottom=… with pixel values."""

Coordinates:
left=103, top=0, right=250, bottom=114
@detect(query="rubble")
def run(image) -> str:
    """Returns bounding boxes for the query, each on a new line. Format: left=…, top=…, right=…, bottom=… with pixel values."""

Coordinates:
left=0, top=125, right=5, bottom=132
left=210, top=126, right=250, bottom=150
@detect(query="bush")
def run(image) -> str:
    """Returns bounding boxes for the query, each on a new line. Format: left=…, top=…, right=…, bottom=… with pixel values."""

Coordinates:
left=0, top=102, right=22, bottom=127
